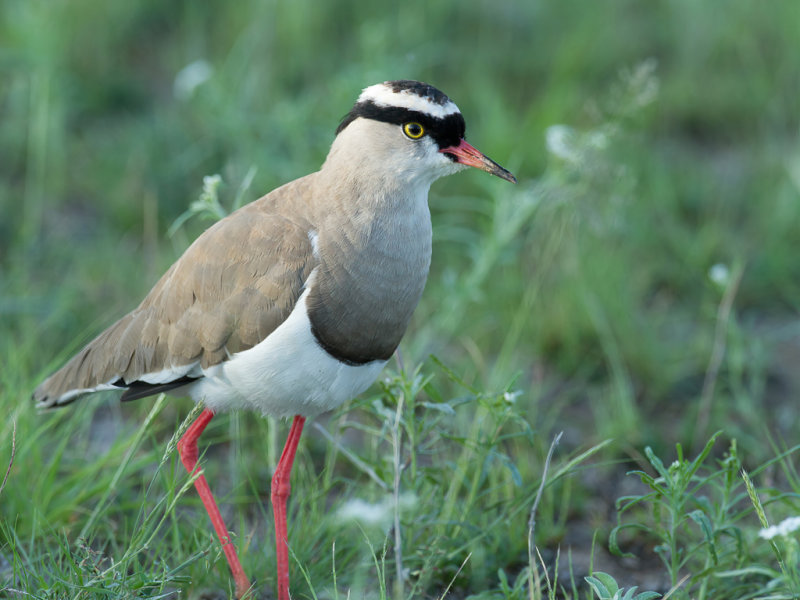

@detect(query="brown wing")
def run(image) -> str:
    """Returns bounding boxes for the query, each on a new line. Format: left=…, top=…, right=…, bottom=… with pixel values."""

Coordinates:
left=33, top=196, right=317, bottom=408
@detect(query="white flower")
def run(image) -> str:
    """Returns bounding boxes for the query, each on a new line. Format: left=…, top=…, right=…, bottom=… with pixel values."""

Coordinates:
left=708, top=263, right=730, bottom=287
left=337, top=498, right=390, bottom=527
left=174, top=60, right=213, bottom=100
left=337, top=493, right=418, bottom=530
left=758, top=516, right=800, bottom=540
left=546, top=125, right=579, bottom=163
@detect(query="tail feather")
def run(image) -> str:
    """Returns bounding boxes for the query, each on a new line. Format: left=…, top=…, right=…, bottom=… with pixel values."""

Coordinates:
left=32, top=310, right=199, bottom=408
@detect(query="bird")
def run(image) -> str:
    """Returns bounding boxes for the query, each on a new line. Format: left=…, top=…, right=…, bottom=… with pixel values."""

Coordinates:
left=33, top=80, right=516, bottom=600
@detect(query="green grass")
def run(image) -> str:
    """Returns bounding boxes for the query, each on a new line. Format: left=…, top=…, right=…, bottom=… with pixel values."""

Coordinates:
left=2, top=0, right=800, bottom=598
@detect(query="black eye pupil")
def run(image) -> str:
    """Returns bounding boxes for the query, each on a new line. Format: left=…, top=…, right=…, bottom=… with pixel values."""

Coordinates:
left=404, top=122, right=424, bottom=138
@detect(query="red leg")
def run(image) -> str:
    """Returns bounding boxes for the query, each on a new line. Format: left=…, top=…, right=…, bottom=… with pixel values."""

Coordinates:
left=177, top=408, right=251, bottom=598
left=271, top=415, right=306, bottom=600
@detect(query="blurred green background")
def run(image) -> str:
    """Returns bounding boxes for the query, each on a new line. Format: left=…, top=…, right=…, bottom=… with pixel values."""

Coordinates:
left=5, top=0, right=799, bottom=446
left=2, top=0, right=800, bottom=597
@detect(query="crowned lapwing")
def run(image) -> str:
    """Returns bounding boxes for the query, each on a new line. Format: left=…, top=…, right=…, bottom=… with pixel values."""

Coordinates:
left=34, top=80, right=516, bottom=599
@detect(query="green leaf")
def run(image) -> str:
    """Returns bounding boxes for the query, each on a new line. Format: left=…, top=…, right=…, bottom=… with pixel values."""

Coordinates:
left=609, top=523, right=642, bottom=558
left=644, top=446, right=669, bottom=480
left=686, top=431, right=722, bottom=479
left=585, top=575, right=611, bottom=598
left=586, top=573, right=661, bottom=600
left=687, top=509, right=717, bottom=563
left=419, top=401, right=456, bottom=415
left=586, top=572, right=620, bottom=598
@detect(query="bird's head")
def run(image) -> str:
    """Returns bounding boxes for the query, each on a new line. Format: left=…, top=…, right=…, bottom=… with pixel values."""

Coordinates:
left=330, top=80, right=516, bottom=187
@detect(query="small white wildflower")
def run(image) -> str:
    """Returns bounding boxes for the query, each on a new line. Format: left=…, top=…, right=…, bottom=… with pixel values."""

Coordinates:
left=546, top=125, right=579, bottom=163
left=503, top=390, right=522, bottom=404
left=667, top=460, right=683, bottom=483
left=759, top=516, right=800, bottom=540
left=586, top=130, right=609, bottom=151
left=202, top=174, right=222, bottom=194
left=709, top=263, right=730, bottom=287
left=620, top=59, right=659, bottom=109
left=174, top=59, right=213, bottom=100
left=337, top=493, right=418, bottom=531
left=337, top=498, right=390, bottom=527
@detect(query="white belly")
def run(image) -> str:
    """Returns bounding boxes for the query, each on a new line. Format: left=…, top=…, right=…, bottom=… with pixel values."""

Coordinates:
left=182, top=287, right=388, bottom=418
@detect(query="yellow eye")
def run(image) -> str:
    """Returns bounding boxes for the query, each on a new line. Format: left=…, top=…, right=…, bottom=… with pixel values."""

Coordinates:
left=402, top=122, right=425, bottom=139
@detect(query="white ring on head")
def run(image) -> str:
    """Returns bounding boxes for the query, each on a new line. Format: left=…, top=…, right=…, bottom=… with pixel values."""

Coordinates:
left=358, top=83, right=461, bottom=119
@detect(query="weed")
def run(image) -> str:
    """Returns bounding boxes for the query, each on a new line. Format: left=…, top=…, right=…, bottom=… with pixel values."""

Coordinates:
left=611, top=435, right=800, bottom=599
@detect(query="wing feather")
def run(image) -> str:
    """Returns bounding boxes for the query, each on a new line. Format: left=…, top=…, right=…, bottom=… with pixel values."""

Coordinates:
left=33, top=180, right=317, bottom=408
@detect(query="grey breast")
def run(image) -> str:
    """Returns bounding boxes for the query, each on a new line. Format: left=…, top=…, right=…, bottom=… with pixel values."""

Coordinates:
left=306, top=192, right=433, bottom=365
